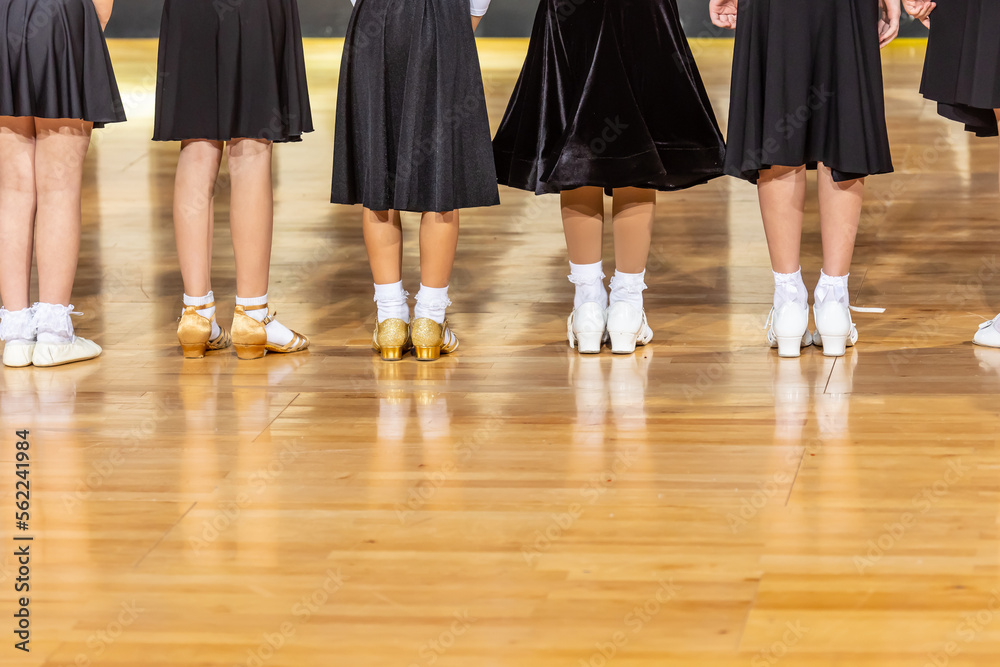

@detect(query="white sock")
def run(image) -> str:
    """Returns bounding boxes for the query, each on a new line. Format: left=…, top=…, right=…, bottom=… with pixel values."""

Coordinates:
left=814, top=270, right=850, bottom=309
left=236, top=294, right=294, bottom=346
left=374, top=281, right=409, bottom=323
left=414, top=284, right=450, bottom=324
left=568, top=261, right=607, bottom=310
left=183, top=291, right=221, bottom=339
left=0, top=306, right=35, bottom=344
left=34, top=303, right=76, bottom=344
left=609, top=269, right=647, bottom=310
left=773, top=268, right=809, bottom=310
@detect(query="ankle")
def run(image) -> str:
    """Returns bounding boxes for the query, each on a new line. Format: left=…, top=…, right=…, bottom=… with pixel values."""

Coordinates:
left=374, top=281, right=410, bottom=323
left=34, top=303, right=78, bottom=344
left=609, top=269, right=646, bottom=309
left=814, top=270, right=850, bottom=308
left=414, top=284, right=450, bottom=324
left=773, top=267, right=808, bottom=310
left=569, top=260, right=607, bottom=310
left=184, top=291, right=221, bottom=338
left=0, top=306, right=36, bottom=343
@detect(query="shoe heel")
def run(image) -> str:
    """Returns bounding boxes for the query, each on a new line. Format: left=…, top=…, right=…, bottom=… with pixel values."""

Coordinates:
left=776, top=336, right=803, bottom=358
left=575, top=332, right=604, bottom=354
left=609, top=331, right=638, bottom=355
left=180, top=343, right=208, bottom=359
left=380, top=346, right=405, bottom=361
left=234, top=344, right=267, bottom=360
left=820, top=335, right=848, bottom=357
left=414, top=346, right=441, bottom=361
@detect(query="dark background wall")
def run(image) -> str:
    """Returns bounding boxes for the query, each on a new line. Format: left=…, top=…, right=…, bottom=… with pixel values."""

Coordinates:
left=106, top=1, right=928, bottom=39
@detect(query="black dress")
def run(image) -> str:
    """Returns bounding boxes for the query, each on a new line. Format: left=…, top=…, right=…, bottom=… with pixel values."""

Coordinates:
left=154, top=0, right=313, bottom=143
left=921, top=0, right=1000, bottom=137
left=725, top=0, right=893, bottom=183
left=0, top=0, right=125, bottom=126
left=332, top=0, right=499, bottom=213
left=493, top=0, right=726, bottom=195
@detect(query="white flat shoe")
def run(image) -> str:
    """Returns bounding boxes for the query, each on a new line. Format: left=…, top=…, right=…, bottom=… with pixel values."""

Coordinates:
left=32, top=337, right=102, bottom=368
left=974, top=314, right=1000, bottom=348
left=606, top=302, right=653, bottom=354
left=567, top=302, right=608, bottom=354
left=766, top=302, right=811, bottom=358
left=2, top=342, right=35, bottom=368
left=812, top=302, right=857, bottom=357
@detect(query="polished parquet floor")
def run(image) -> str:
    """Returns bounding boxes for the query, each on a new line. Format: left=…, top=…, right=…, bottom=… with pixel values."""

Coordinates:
left=2, top=38, right=1000, bottom=666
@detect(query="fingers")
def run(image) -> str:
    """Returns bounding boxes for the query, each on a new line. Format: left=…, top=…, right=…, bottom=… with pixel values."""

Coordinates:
left=710, top=12, right=737, bottom=30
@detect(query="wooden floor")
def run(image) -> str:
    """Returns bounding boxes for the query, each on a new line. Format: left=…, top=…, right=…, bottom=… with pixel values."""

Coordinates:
left=2, top=38, right=1000, bottom=666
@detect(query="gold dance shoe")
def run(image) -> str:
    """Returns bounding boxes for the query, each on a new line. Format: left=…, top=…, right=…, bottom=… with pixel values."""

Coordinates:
left=372, top=318, right=411, bottom=361
left=410, top=318, right=459, bottom=361
left=231, top=304, right=309, bottom=360
left=177, top=303, right=232, bottom=359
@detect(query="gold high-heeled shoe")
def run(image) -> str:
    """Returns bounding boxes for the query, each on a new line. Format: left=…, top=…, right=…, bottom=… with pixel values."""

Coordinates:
left=177, top=303, right=232, bottom=358
left=410, top=318, right=459, bottom=361
left=231, top=304, right=309, bottom=360
left=372, top=318, right=411, bottom=361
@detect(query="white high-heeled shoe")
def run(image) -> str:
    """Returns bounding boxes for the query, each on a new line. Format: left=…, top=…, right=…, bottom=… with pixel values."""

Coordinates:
left=973, top=314, right=1000, bottom=348
left=766, top=303, right=811, bottom=358
left=567, top=302, right=608, bottom=354
left=606, top=302, right=653, bottom=354
left=812, top=302, right=856, bottom=357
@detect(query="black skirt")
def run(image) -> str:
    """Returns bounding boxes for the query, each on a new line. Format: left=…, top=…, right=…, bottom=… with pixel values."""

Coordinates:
left=0, top=0, right=125, bottom=127
left=153, top=0, right=313, bottom=143
left=725, top=0, right=893, bottom=183
left=331, top=0, right=500, bottom=213
left=492, top=0, right=726, bottom=195
left=920, top=0, right=1000, bottom=137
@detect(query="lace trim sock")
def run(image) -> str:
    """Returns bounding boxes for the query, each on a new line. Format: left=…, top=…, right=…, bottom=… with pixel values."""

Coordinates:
left=814, top=270, right=850, bottom=309
left=0, top=306, right=35, bottom=344
left=34, top=303, right=78, bottom=344
left=609, top=269, right=647, bottom=310
left=568, top=261, right=607, bottom=310
left=183, top=291, right=221, bottom=339
left=414, top=284, right=450, bottom=324
left=374, top=281, right=410, bottom=323
left=773, top=268, right=809, bottom=310
left=236, top=294, right=295, bottom=346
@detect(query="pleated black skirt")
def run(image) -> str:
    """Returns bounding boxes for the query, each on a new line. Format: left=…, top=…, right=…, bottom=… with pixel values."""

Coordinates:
left=492, top=0, right=726, bottom=195
left=0, top=0, right=125, bottom=126
left=153, top=0, right=313, bottom=143
left=725, top=0, right=893, bottom=183
left=331, top=0, right=500, bottom=213
left=921, top=0, right=1000, bottom=137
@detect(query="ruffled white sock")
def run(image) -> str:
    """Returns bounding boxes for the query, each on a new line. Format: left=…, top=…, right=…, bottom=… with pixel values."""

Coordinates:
left=0, top=306, right=35, bottom=345
left=773, top=268, right=809, bottom=310
left=609, top=269, right=647, bottom=310
left=34, top=303, right=78, bottom=344
left=374, top=281, right=409, bottom=323
left=414, top=284, right=450, bottom=324
left=568, top=261, right=608, bottom=310
left=814, top=270, right=850, bottom=309
left=236, top=294, right=294, bottom=346
left=183, top=291, right=221, bottom=339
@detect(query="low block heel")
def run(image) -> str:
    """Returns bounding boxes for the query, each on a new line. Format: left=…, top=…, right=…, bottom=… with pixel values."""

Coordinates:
left=575, top=332, right=604, bottom=354
left=820, top=335, right=848, bottom=357
left=414, top=346, right=441, bottom=361
left=776, top=336, right=804, bottom=358
left=234, top=343, right=267, bottom=360
left=180, top=342, right=208, bottom=359
left=609, top=331, right=639, bottom=355
left=380, top=345, right=405, bottom=361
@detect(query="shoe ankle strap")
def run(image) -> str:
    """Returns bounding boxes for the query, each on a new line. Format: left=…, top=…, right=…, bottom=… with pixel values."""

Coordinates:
left=240, top=303, right=269, bottom=312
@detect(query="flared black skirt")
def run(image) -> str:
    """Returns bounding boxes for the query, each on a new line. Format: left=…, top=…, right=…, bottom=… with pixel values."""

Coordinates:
left=920, top=0, right=1000, bottom=137
left=153, top=0, right=313, bottom=143
left=0, top=0, right=125, bottom=126
left=331, top=0, right=500, bottom=213
left=725, top=0, right=893, bottom=183
left=492, top=0, right=726, bottom=195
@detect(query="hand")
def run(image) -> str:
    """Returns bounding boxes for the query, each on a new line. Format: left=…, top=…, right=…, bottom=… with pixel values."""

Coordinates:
left=709, top=0, right=737, bottom=30
left=902, top=0, right=935, bottom=28
left=878, top=0, right=900, bottom=48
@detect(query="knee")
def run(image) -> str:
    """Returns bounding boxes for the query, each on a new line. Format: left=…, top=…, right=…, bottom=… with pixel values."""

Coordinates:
left=228, top=138, right=272, bottom=160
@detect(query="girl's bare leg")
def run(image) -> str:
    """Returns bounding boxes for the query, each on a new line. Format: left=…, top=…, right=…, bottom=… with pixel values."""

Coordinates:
left=816, top=163, right=864, bottom=277
left=561, top=186, right=604, bottom=264
left=227, top=138, right=274, bottom=298
left=0, top=117, right=37, bottom=311
left=364, top=208, right=404, bottom=284
left=611, top=187, right=655, bottom=274
left=174, top=139, right=224, bottom=296
left=419, top=211, right=459, bottom=289
left=757, top=165, right=807, bottom=274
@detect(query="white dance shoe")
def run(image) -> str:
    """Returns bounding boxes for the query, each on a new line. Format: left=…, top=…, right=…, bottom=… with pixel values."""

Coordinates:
left=973, top=315, right=1000, bottom=348
left=606, top=302, right=653, bottom=354
left=567, top=302, right=608, bottom=354
left=1, top=306, right=36, bottom=368
left=3, top=342, right=36, bottom=368
left=812, top=302, right=857, bottom=357
left=33, top=338, right=102, bottom=367
left=766, top=303, right=811, bottom=358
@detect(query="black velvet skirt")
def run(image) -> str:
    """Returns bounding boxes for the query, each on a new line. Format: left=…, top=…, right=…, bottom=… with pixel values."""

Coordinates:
left=332, top=0, right=500, bottom=213
left=920, top=0, right=1000, bottom=137
left=492, top=0, right=726, bottom=195
left=153, top=0, right=313, bottom=142
left=0, top=0, right=125, bottom=127
left=725, top=0, right=893, bottom=183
